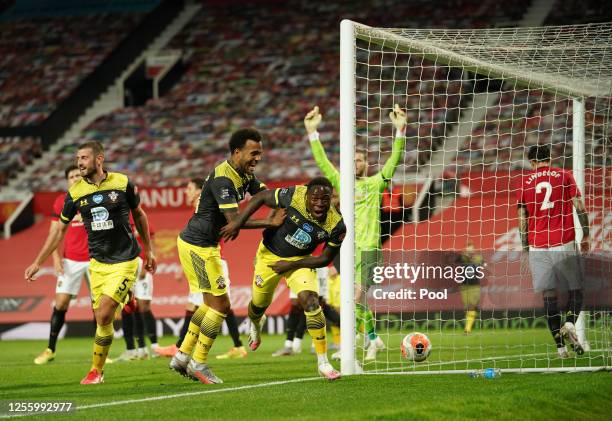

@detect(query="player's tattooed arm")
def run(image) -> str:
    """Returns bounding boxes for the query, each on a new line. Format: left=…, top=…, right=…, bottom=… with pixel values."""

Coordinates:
left=132, top=205, right=157, bottom=274
left=573, top=197, right=590, bottom=252
left=517, top=204, right=529, bottom=252
left=220, top=190, right=280, bottom=240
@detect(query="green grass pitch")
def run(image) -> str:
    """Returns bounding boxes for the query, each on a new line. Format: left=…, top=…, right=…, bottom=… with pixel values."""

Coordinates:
left=0, top=331, right=611, bottom=420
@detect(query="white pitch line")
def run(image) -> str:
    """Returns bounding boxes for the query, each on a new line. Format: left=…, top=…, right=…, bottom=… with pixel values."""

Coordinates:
left=0, top=377, right=321, bottom=419
left=77, top=376, right=321, bottom=411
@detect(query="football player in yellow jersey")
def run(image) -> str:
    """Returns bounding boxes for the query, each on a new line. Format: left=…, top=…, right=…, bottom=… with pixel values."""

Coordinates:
left=25, top=141, right=156, bottom=384
left=222, top=177, right=345, bottom=380
left=170, top=129, right=285, bottom=384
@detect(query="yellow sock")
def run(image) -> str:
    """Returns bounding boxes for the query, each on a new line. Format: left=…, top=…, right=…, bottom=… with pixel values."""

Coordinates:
left=465, top=310, right=477, bottom=333
left=331, top=325, right=341, bottom=346
left=305, top=307, right=327, bottom=355
left=179, top=303, right=209, bottom=355
left=192, top=307, right=226, bottom=364
left=92, top=323, right=114, bottom=371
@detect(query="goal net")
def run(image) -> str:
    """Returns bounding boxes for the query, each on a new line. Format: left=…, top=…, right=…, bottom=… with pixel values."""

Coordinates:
left=339, top=20, right=612, bottom=375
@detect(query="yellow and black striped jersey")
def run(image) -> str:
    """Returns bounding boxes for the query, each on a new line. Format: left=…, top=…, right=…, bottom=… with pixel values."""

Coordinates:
left=60, top=171, right=141, bottom=264
left=180, top=160, right=266, bottom=247
left=263, top=185, right=346, bottom=257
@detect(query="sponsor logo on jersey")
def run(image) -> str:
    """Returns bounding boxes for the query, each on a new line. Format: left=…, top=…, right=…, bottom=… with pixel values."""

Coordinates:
left=79, top=199, right=88, bottom=206
left=290, top=215, right=300, bottom=225
left=220, top=188, right=230, bottom=199
left=255, top=275, right=264, bottom=288
left=303, top=223, right=313, bottom=233
left=90, top=206, right=113, bottom=231
left=93, top=194, right=103, bottom=204
left=109, top=191, right=118, bottom=202
left=285, top=228, right=312, bottom=249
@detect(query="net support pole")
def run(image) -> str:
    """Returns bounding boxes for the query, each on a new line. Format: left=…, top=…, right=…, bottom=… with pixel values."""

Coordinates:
left=572, top=97, right=589, bottom=347
left=339, top=19, right=356, bottom=375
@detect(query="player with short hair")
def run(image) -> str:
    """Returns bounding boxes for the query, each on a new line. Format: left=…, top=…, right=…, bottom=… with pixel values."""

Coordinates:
left=304, top=104, right=408, bottom=360
left=170, top=128, right=283, bottom=384
left=516, top=144, right=589, bottom=358
left=221, top=176, right=345, bottom=380
left=25, top=141, right=156, bottom=384
left=32, top=165, right=90, bottom=365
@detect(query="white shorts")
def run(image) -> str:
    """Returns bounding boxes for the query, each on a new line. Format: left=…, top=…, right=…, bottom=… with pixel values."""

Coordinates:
left=529, top=241, right=583, bottom=292
left=55, top=258, right=90, bottom=296
left=187, top=259, right=231, bottom=306
left=134, top=257, right=154, bottom=301
left=316, top=267, right=329, bottom=300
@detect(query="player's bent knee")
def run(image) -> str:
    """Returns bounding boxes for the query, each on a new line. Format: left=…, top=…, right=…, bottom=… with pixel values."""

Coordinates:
left=54, top=293, right=72, bottom=311
left=207, top=293, right=231, bottom=314
left=137, top=300, right=151, bottom=312
left=95, top=295, right=120, bottom=325
left=298, top=291, right=320, bottom=312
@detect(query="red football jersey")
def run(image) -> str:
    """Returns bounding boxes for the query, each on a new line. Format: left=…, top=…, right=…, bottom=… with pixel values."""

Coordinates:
left=516, top=166, right=580, bottom=248
left=53, top=194, right=89, bottom=261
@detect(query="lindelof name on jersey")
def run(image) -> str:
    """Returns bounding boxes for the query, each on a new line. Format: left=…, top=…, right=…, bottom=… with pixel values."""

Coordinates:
left=525, top=169, right=561, bottom=185
left=90, top=206, right=114, bottom=231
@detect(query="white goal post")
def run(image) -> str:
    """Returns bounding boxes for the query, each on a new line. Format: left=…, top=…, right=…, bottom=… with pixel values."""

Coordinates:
left=339, top=19, right=612, bottom=375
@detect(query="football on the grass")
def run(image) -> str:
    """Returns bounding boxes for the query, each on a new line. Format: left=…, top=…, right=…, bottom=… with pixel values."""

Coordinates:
left=401, top=332, right=431, bottom=362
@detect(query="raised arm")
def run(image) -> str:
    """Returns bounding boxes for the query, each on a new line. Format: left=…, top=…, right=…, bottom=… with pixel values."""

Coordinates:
left=380, top=104, right=408, bottom=181
left=304, top=106, right=340, bottom=190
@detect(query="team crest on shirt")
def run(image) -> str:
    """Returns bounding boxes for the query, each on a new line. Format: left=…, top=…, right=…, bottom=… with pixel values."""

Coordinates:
left=255, top=275, right=264, bottom=288
left=216, top=276, right=226, bottom=289
left=317, top=231, right=326, bottom=240
left=93, top=194, right=103, bottom=204
left=108, top=191, right=118, bottom=202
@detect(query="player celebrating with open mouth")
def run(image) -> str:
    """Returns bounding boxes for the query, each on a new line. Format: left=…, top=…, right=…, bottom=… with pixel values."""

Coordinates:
left=222, top=177, right=345, bottom=380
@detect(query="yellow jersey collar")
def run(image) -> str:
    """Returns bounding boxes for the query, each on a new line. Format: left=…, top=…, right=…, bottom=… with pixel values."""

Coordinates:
left=84, top=170, right=109, bottom=187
